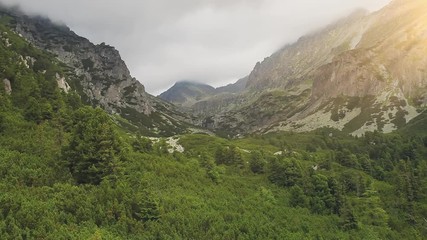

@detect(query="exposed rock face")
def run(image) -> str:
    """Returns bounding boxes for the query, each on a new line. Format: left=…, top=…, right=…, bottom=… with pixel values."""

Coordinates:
left=56, top=73, right=70, bottom=93
left=3, top=78, right=11, bottom=94
left=205, top=0, right=427, bottom=136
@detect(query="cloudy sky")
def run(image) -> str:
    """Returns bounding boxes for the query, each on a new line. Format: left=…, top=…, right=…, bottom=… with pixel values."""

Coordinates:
left=2, top=0, right=390, bottom=95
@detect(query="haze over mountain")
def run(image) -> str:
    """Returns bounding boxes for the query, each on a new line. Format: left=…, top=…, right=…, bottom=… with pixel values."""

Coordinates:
left=0, top=0, right=390, bottom=94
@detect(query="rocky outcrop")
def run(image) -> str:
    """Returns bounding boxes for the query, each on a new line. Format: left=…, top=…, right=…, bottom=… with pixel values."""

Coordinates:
left=3, top=78, right=11, bottom=94
left=56, top=73, right=70, bottom=93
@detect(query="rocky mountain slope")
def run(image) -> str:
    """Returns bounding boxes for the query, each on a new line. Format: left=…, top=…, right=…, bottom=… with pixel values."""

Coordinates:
left=215, top=77, right=248, bottom=94
left=0, top=5, right=192, bottom=136
left=183, top=0, right=427, bottom=136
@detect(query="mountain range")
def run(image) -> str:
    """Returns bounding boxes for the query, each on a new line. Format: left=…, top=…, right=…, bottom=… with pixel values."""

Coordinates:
left=161, top=0, right=427, bottom=137
left=1, top=0, right=426, bottom=138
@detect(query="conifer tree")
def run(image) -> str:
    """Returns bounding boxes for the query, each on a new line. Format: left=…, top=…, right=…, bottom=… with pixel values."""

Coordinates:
left=62, top=107, right=124, bottom=185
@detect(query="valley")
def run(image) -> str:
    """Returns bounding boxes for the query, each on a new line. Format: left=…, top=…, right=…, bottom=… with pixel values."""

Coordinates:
left=0, top=0, right=426, bottom=239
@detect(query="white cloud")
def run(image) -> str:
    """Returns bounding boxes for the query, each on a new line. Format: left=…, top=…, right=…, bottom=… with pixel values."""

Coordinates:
left=1, top=0, right=391, bottom=94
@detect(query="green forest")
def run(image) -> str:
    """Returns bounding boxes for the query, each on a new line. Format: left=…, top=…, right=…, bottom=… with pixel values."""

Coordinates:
left=1, top=16, right=427, bottom=240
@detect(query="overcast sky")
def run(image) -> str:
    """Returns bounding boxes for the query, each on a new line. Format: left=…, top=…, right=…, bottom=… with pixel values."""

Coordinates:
left=2, top=0, right=390, bottom=95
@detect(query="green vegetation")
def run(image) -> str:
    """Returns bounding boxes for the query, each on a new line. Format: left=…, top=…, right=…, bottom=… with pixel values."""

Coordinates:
left=0, top=16, right=427, bottom=240
left=62, top=107, right=125, bottom=185
left=399, top=111, right=427, bottom=136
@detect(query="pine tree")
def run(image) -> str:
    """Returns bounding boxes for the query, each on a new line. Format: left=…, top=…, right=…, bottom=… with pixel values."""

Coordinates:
left=328, top=177, right=343, bottom=215
left=249, top=150, right=266, bottom=174
left=62, top=107, right=124, bottom=185
left=289, top=186, right=308, bottom=208
left=269, top=158, right=302, bottom=187
left=340, top=202, right=358, bottom=230
left=214, top=146, right=226, bottom=165
left=132, top=135, right=153, bottom=153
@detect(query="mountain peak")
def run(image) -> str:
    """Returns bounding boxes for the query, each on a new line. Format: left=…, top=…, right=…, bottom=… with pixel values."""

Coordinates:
left=159, top=81, right=216, bottom=106
left=174, top=81, right=212, bottom=88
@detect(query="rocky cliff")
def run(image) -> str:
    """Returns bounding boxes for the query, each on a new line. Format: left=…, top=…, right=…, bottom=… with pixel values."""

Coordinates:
left=0, top=6, right=192, bottom=136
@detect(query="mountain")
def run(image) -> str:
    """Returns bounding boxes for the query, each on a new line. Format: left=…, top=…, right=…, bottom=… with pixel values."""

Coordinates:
left=159, top=81, right=216, bottom=107
left=160, top=77, right=248, bottom=117
left=0, top=5, right=193, bottom=136
left=194, top=0, right=427, bottom=136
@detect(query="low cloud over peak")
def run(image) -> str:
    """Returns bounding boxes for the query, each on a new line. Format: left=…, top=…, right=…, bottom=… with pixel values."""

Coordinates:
left=1, top=0, right=390, bottom=94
